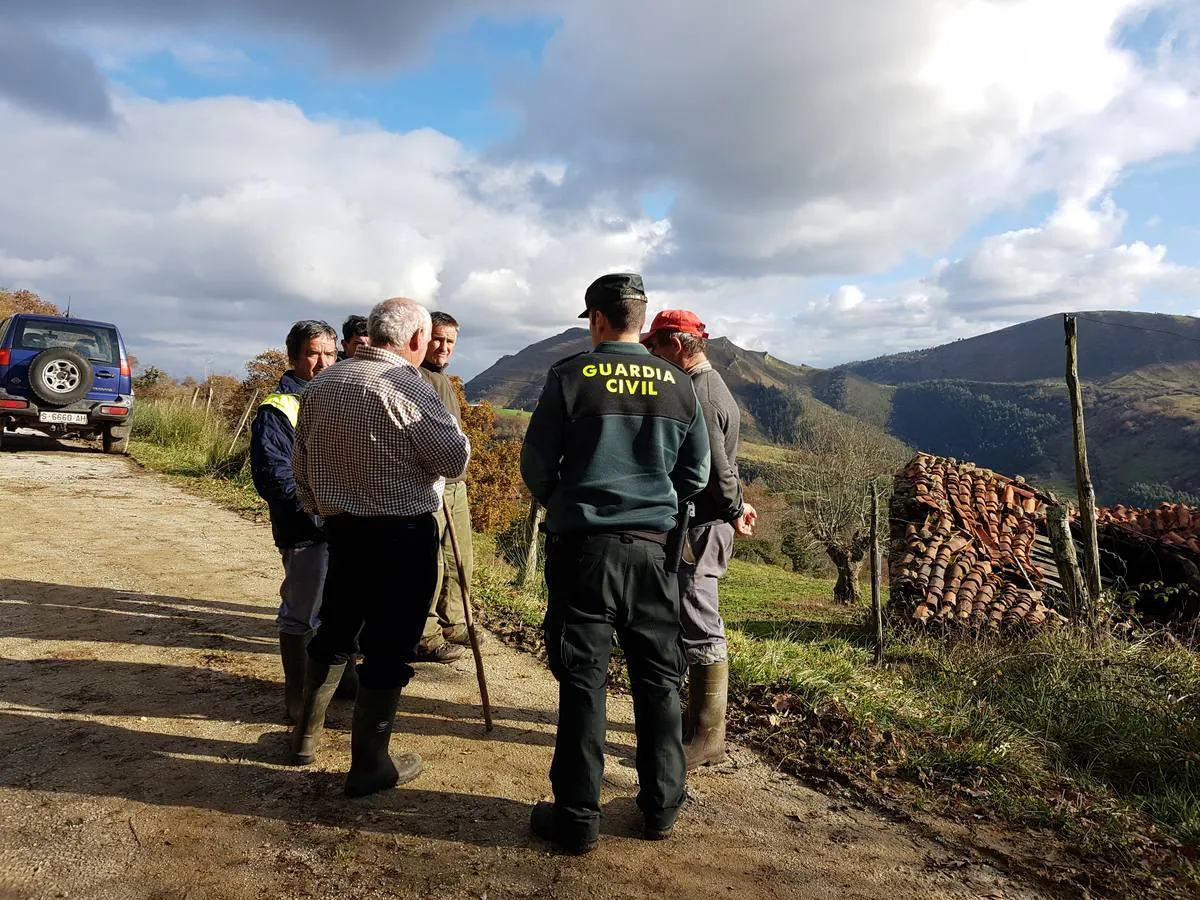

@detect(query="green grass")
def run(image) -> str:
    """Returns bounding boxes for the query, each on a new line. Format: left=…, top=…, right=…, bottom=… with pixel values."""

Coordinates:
left=129, top=402, right=264, bottom=515
left=494, top=407, right=532, bottom=420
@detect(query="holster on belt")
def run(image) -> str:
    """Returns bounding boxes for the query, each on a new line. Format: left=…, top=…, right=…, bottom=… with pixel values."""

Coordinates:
left=664, top=501, right=694, bottom=574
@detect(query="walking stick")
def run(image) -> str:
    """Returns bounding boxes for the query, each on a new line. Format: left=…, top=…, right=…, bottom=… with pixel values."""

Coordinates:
left=442, top=512, right=493, bottom=732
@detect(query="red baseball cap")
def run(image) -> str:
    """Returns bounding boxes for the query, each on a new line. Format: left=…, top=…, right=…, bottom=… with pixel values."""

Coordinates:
left=641, top=309, right=709, bottom=345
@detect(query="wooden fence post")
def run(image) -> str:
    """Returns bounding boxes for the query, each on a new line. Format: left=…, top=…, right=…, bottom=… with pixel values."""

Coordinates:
left=518, top=498, right=544, bottom=589
left=1064, top=314, right=1102, bottom=626
left=227, top=391, right=258, bottom=456
left=1044, top=494, right=1087, bottom=624
left=870, top=480, right=885, bottom=666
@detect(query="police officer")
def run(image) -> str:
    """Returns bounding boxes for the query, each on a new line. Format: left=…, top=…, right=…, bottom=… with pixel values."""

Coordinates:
left=520, top=273, right=711, bottom=854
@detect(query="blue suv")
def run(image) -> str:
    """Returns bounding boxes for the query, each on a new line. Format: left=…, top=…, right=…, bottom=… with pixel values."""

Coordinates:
left=0, top=313, right=135, bottom=454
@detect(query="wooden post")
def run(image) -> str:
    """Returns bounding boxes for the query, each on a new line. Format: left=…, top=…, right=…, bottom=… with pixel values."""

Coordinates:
left=227, top=391, right=259, bottom=456
left=191, top=387, right=200, bottom=408
left=204, top=386, right=214, bottom=421
left=870, top=480, right=885, bottom=666
left=1045, top=495, right=1087, bottom=621
left=518, top=498, right=545, bottom=589
left=1064, top=314, right=1102, bottom=623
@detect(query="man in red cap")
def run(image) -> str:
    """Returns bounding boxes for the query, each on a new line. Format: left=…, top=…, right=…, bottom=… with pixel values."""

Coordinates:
left=643, top=309, right=757, bottom=769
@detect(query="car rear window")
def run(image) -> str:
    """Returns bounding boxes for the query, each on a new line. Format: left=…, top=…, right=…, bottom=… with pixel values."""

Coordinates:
left=15, top=321, right=120, bottom=364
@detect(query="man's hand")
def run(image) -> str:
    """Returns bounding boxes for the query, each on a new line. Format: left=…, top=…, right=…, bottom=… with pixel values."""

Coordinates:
left=734, top=502, right=758, bottom=538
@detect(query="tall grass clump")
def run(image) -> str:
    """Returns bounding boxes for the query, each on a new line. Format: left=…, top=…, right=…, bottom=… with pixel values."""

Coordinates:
left=938, top=630, right=1200, bottom=841
left=130, top=401, right=252, bottom=484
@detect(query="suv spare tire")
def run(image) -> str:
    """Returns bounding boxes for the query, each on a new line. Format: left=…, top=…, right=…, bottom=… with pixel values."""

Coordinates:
left=29, top=348, right=94, bottom=407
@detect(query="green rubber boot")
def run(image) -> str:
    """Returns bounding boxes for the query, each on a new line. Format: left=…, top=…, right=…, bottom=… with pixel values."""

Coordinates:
left=684, top=661, right=729, bottom=771
left=288, top=661, right=346, bottom=766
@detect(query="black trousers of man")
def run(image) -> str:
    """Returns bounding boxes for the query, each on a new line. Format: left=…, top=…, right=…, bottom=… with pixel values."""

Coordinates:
left=543, top=531, right=687, bottom=844
left=308, top=513, right=439, bottom=689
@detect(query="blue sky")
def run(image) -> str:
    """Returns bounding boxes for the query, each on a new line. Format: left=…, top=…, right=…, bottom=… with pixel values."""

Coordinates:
left=0, top=1, right=1197, bottom=378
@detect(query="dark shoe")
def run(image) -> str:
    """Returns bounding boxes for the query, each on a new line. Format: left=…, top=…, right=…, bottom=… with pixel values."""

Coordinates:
left=344, top=686, right=423, bottom=798
left=529, top=801, right=598, bottom=855
left=288, top=661, right=346, bottom=766
left=335, top=656, right=360, bottom=700
left=413, top=641, right=466, bottom=663
left=684, top=661, right=729, bottom=771
left=442, top=625, right=484, bottom=647
left=278, top=632, right=310, bottom=725
left=643, top=823, right=674, bottom=841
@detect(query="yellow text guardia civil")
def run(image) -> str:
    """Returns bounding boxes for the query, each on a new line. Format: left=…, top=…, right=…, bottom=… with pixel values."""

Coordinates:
left=580, top=362, right=677, bottom=396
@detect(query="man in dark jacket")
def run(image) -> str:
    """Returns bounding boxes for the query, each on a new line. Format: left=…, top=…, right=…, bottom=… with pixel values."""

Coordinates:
left=643, top=310, right=758, bottom=769
left=415, top=310, right=472, bottom=663
left=250, top=320, right=339, bottom=723
left=520, top=273, right=711, bottom=854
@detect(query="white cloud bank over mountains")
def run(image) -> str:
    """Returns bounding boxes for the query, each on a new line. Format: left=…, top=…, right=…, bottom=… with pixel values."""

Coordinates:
left=0, top=0, right=1197, bottom=378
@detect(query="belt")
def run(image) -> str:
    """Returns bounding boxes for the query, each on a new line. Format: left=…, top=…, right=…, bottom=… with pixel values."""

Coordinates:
left=548, top=528, right=669, bottom=547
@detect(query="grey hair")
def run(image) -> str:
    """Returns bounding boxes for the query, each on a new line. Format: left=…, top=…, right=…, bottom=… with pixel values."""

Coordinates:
left=368, top=297, right=432, bottom=348
left=285, top=319, right=337, bottom=361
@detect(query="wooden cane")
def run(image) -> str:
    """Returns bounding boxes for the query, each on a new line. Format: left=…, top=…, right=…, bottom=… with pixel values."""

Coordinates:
left=442, top=512, right=493, bottom=732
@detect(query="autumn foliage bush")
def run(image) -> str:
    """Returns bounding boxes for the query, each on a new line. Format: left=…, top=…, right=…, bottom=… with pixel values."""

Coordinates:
left=450, top=377, right=528, bottom=534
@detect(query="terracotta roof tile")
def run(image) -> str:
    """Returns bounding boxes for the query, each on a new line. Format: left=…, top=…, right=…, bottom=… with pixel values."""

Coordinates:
left=890, top=453, right=1067, bottom=632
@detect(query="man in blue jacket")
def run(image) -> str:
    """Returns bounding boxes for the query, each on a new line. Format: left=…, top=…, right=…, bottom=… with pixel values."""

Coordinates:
left=250, top=320, right=340, bottom=723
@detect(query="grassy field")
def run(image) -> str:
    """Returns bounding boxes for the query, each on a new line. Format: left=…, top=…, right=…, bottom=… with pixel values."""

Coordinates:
left=129, top=400, right=1200, bottom=896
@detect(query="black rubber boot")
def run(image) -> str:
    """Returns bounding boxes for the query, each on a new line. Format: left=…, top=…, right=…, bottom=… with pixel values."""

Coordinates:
left=288, top=661, right=346, bottom=766
left=684, top=661, right=729, bottom=771
left=278, top=632, right=310, bottom=725
left=529, top=801, right=598, bottom=855
left=335, top=656, right=359, bottom=700
left=344, top=686, right=422, bottom=798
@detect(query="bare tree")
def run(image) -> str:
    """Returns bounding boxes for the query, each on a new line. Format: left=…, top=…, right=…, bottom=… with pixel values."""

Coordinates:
left=781, top=414, right=909, bottom=604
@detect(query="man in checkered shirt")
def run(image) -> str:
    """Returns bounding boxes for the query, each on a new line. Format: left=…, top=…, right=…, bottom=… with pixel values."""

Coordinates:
left=289, top=297, right=471, bottom=798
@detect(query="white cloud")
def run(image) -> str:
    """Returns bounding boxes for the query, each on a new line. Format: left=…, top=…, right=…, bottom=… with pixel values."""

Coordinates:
left=0, top=0, right=1199, bottom=381
left=0, top=95, right=662, bottom=378
left=512, top=0, right=1200, bottom=277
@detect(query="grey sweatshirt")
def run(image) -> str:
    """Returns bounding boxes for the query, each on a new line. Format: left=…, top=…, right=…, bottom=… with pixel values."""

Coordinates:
left=689, top=361, right=744, bottom=526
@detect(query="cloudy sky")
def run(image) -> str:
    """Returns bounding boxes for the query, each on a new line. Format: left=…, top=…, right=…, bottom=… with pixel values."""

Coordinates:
left=0, top=1, right=1198, bottom=380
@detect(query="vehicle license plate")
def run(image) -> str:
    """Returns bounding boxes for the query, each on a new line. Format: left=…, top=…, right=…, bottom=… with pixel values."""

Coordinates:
left=39, top=411, right=88, bottom=425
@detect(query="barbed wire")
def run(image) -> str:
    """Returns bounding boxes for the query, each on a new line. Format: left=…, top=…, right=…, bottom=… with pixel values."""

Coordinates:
left=1073, top=313, right=1200, bottom=346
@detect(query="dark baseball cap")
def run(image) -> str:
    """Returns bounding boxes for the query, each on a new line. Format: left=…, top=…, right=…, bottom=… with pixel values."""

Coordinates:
left=579, top=273, right=647, bottom=318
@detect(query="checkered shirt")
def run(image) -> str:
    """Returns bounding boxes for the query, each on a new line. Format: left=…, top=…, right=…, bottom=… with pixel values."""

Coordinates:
left=292, top=346, right=471, bottom=518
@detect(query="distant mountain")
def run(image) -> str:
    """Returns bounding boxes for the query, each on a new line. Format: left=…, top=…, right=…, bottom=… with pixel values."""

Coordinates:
left=464, top=328, right=591, bottom=411
left=464, top=328, right=893, bottom=446
left=465, top=311, right=1200, bottom=505
left=838, top=311, right=1200, bottom=385
left=836, top=311, right=1200, bottom=504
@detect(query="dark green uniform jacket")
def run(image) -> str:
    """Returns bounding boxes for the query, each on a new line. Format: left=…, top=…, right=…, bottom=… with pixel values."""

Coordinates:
left=520, top=341, right=711, bottom=534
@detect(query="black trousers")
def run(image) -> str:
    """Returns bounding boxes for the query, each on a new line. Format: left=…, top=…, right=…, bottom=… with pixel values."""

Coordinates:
left=308, top=513, right=439, bottom=690
left=543, top=532, right=687, bottom=842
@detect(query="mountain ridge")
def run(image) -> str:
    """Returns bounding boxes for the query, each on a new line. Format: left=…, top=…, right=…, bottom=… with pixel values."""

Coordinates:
left=464, top=310, right=1200, bottom=504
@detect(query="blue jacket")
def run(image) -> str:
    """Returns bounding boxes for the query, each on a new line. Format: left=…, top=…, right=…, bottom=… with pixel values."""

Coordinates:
left=250, top=371, right=324, bottom=548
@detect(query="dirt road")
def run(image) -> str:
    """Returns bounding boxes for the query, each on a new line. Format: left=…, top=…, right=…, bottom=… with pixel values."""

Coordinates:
left=0, top=437, right=1050, bottom=899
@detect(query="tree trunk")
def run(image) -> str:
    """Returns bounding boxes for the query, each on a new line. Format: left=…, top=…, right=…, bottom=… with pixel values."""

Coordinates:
left=826, top=544, right=865, bottom=604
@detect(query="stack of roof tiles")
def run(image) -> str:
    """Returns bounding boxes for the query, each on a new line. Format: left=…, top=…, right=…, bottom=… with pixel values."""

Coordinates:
left=1096, top=503, right=1200, bottom=556
left=890, top=453, right=1067, bottom=631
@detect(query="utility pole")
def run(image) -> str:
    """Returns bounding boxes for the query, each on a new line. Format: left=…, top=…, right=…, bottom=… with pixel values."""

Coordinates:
left=1064, top=314, right=1102, bottom=622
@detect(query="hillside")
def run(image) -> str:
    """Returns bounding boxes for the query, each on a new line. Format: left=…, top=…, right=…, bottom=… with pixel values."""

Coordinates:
left=465, top=312, right=1200, bottom=505
left=464, top=328, right=592, bottom=410
left=838, top=310, right=1200, bottom=385
left=464, top=329, right=894, bottom=448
